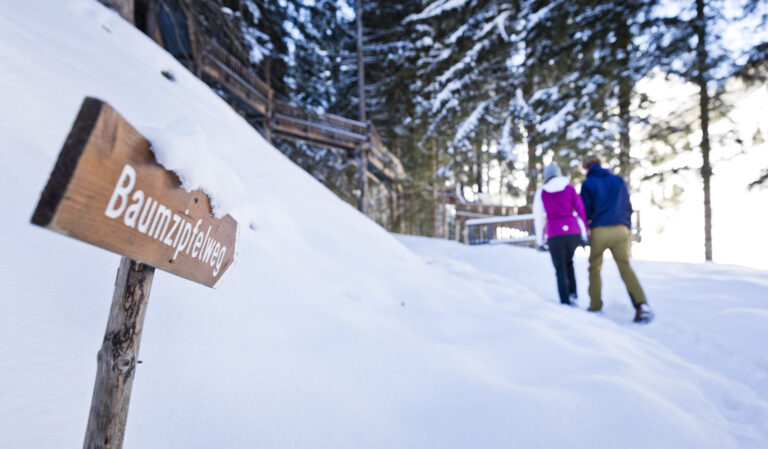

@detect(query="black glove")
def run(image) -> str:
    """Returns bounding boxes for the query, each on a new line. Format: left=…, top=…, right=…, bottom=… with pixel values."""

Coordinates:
left=538, top=244, right=548, bottom=252
left=581, top=238, right=589, bottom=247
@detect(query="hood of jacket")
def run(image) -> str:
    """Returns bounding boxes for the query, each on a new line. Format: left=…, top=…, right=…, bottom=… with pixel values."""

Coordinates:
left=587, top=164, right=612, bottom=178
left=542, top=176, right=570, bottom=193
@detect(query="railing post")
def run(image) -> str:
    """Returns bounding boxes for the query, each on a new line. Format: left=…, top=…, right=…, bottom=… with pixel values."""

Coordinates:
left=264, top=56, right=273, bottom=143
left=357, top=142, right=368, bottom=214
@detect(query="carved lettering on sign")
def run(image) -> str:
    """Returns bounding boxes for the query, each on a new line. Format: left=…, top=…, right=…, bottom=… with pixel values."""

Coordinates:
left=101, top=164, right=229, bottom=276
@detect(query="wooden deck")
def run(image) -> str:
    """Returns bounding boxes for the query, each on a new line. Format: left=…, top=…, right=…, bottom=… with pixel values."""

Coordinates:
left=444, top=185, right=641, bottom=245
left=197, top=38, right=405, bottom=183
left=270, top=101, right=367, bottom=152
left=455, top=203, right=529, bottom=219
left=199, top=39, right=272, bottom=116
left=442, top=185, right=530, bottom=217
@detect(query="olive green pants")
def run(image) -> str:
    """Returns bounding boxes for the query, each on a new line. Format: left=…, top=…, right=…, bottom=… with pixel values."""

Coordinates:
left=588, top=225, right=647, bottom=311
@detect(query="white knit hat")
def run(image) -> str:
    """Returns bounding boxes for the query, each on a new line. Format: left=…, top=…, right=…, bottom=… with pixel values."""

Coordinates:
left=543, top=163, right=561, bottom=181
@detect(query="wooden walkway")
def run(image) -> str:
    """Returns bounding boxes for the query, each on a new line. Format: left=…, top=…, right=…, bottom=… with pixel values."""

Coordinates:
left=198, top=39, right=405, bottom=183
left=465, top=214, right=537, bottom=246
left=440, top=185, right=533, bottom=245
left=441, top=185, right=529, bottom=217
left=442, top=185, right=641, bottom=245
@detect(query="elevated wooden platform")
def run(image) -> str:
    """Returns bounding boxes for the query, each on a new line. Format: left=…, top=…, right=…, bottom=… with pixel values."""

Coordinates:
left=465, top=214, right=537, bottom=247
left=270, top=101, right=367, bottom=152
left=197, top=38, right=405, bottom=183
left=199, top=39, right=272, bottom=117
left=442, top=185, right=641, bottom=244
left=441, top=185, right=530, bottom=217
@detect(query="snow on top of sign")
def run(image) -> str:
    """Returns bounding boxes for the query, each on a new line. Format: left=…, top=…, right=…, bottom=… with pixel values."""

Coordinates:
left=141, top=119, right=244, bottom=218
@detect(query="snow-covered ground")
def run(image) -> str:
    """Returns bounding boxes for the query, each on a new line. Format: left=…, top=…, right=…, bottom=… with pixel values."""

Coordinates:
left=1, top=1, right=767, bottom=448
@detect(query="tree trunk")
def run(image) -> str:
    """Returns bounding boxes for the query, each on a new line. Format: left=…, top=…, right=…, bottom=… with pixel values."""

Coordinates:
left=431, top=139, right=439, bottom=236
left=524, top=78, right=538, bottom=206
left=355, top=0, right=368, bottom=214
left=483, top=138, right=491, bottom=194
left=357, top=147, right=368, bottom=214
left=475, top=141, right=484, bottom=194
left=525, top=124, right=538, bottom=205
left=617, top=19, right=632, bottom=181
left=264, top=57, right=273, bottom=143
left=355, top=0, right=366, bottom=123
left=695, top=0, right=714, bottom=261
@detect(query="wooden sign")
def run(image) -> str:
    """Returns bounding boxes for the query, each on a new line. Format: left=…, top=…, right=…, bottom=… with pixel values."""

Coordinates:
left=32, top=97, right=238, bottom=287
left=32, top=97, right=242, bottom=448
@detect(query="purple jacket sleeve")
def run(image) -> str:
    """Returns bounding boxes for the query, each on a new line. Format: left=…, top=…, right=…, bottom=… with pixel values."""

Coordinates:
left=571, top=185, right=588, bottom=237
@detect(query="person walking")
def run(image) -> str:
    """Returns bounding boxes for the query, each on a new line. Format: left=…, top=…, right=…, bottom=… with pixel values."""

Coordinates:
left=580, top=155, right=653, bottom=323
left=533, top=163, right=588, bottom=306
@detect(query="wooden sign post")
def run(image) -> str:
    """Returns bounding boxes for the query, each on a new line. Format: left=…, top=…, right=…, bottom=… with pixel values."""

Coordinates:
left=31, top=97, right=238, bottom=449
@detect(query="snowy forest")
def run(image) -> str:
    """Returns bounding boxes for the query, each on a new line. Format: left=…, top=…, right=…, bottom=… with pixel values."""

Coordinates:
left=109, top=0, right=768, bottom=252
left=4, top=1, right=768, bottom=447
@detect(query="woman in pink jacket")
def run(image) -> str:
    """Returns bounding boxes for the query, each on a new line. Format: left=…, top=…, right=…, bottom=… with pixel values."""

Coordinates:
left=533, top=163, right=588, bottom=306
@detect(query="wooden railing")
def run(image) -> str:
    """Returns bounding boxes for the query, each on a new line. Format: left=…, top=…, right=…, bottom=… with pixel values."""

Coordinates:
left=456, top=203, right=530, bottom=218
left=196, top=37, right=405, bottom=181
left=464, top=211, right=641, bottom=245
left=199, top=39, right=272, bottom=115
left=203, top=39, right=271, bottom=99
left=270, top=100, right=368, bottom=152
left=465, top=214, right=537, bottom=246
left=441, top=186, right=528, bottom=216
left=271, top=101, right=369, bottom=136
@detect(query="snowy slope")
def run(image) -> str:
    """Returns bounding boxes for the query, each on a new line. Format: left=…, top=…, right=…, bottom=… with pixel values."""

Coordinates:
left=1, top=1, right=767, bottom=448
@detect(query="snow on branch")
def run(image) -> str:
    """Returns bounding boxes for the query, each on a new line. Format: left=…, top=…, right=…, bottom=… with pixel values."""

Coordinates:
left=475, top=10, right=512, bottom=41
left=447, top=24, right=470, bottom=45
left=431, top=72, right=475, bottom=114
left=499, top=117, right=517, bottom=162
left=424, top=98, right=460, bottom=140
left=538, top=99, right=576, bottom=135
left=453, top=99, right=491, bottom=147
left=405, top=0, right=471, bottom=23
left=437, top=41, right=488, bottom=85
left=524, top=1, right=559, bottom=33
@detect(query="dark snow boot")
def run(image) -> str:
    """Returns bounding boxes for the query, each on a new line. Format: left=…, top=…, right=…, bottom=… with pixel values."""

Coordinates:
left=633, top=303, right=654, bottom=324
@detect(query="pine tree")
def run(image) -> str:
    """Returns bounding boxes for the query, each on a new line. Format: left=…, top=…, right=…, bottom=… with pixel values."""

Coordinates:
left=361, top=1, right=427, bottom=232
left=737, top=0, right=768, bottom=189
left=516, top=0, right=665, bottom=188
left=404, top=0, right=523, bottom=208
left=646, top=0, right=755, bottom=261
left=269, top=0, right=366, bottom=212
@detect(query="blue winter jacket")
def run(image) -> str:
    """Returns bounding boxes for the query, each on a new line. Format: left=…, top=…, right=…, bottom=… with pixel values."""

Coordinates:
left=580, top=164, right=632, bottom=229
